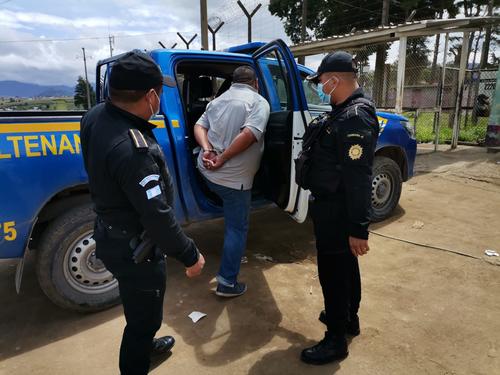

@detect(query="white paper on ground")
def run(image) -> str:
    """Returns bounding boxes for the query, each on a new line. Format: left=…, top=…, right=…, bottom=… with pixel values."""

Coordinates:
left=188, top=311, right=207, bottom=323
left=484, top=249, right=499, bottom=257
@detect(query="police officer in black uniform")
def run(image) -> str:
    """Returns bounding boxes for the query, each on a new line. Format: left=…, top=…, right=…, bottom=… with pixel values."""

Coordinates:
left=298, top=51, right=379, bottom=365
left=80, top=51, right=206, bottom=375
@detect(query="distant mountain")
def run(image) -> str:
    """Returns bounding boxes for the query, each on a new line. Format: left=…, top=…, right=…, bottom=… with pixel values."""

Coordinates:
left=0, top=80, right=74, bottom=98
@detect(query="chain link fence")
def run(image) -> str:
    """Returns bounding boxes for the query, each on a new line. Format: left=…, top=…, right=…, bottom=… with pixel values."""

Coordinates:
left=354, top=34, right=498, bottom=145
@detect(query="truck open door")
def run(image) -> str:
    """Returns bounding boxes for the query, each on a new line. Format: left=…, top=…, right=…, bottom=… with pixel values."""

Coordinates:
left=252, top=39, right=311, bottom=223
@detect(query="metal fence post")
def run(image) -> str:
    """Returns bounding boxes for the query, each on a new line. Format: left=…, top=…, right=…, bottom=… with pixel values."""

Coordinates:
left=414, top=109, right=419, bottom=138
left=395, top=36, right=407, bottom=113
left=435, top=33, right=449, bottom=151
left=451, top=32, right=470, bottom=149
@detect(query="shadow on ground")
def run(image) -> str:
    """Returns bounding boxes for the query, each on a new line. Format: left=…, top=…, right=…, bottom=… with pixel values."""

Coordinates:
left=163, top=207, right=317, bottom=367
left=0, top=254, right=123, bottom=361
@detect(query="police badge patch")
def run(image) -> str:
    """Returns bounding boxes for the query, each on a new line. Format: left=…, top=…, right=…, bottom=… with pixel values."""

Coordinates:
left=348, top=144, right=363, bottom=160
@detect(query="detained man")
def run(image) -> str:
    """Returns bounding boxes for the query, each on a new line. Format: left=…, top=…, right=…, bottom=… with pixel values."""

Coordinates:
left=194, top=66, right=270, bottom=297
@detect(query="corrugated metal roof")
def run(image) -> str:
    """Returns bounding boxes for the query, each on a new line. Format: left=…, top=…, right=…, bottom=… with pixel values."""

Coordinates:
left=290, top=16, right=500, bottom=56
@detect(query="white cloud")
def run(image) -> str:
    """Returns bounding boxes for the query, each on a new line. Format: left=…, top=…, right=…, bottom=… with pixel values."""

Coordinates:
left=0, top=10, right=123, bottom=29
left=0, top=0, right=298, bottom=87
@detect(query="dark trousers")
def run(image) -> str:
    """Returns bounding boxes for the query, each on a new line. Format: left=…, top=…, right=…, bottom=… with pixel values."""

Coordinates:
left=310, top=197, right=362, bottom=336
left=96, top=236, right=166, bottom=375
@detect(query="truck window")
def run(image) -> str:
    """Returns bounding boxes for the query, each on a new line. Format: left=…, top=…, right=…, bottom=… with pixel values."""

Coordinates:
left=299, top=70, right=331, bottom=117
left=257, top=50, right=291, bottom=112
left=300, top=71, right=323, bottom=106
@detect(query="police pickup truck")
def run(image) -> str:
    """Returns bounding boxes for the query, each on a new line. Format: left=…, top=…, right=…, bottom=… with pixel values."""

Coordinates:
left=0, top=40, right=416, bottom=311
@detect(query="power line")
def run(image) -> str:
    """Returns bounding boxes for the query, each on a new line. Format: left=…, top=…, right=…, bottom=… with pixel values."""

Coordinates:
left=330, top=0, right=381, bottom=15
left=0, top=30, right=198, bottom=44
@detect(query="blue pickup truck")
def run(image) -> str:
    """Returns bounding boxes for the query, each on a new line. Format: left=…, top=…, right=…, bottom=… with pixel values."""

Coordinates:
left=0, top=40, right=416, bottom=311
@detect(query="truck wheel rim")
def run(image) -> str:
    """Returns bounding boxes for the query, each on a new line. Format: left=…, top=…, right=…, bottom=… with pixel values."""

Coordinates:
left=63, top=231, right=117, bottom=294
left=372, top=173, right=392, bottom=209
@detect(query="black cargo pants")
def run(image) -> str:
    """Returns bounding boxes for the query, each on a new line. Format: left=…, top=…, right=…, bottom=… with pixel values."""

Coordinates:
left=310, top=195, right=361, bottom=336
left=94, top=224, right=166, bottom=375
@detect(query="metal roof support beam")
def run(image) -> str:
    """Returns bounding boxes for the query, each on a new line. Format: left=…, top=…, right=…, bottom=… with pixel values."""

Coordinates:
left=289, top=17, right=499, bottom=57
left=395, top=36, right=407, bottom=113
left=451, top=31, right=470, bottom=149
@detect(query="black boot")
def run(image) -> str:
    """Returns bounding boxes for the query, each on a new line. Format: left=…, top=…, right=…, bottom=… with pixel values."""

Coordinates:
left=318, top=310, right=361, bottom=336
left=151, top=336, right=175, bottom=356
left=300, top=332, right=348, bottom=365
left=348, top=315, right=361, bottom=336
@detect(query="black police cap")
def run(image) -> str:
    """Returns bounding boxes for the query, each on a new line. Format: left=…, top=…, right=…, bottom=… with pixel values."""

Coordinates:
left=109, top=50, right=176, bottom=90
left=306, top=51, right=358, bottom=83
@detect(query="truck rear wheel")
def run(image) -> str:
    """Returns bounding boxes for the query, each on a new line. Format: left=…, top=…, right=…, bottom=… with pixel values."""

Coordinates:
left=36, top=203, right=120, bottom=312
left=371, top=156, right=403, bottom=222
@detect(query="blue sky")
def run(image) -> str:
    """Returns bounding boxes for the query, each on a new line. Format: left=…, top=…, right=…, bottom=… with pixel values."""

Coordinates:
left=0, top=0, right=306, bottom=86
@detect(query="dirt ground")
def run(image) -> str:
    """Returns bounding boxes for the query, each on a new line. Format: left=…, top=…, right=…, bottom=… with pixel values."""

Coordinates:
left=1, top=144, right=499, bottom=375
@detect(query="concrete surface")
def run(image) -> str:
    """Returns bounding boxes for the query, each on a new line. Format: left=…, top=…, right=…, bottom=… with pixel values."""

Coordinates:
left=1, top=145, right=499, bottom=375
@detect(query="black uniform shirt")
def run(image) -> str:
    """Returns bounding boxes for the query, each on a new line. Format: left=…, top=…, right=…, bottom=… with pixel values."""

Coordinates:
left=80, top=102, right=199, bottom=267
left=309, top=88, right=379, bottom=239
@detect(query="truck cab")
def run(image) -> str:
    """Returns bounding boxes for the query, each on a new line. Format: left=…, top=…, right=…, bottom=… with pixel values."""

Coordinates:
left=97, top=40, right=312, bottom=226
left=0, top=40, right=416, bottom=312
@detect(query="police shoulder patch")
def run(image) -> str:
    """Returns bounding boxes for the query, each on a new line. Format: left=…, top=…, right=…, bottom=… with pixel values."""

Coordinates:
left=129, top=129, right=148, bottom=150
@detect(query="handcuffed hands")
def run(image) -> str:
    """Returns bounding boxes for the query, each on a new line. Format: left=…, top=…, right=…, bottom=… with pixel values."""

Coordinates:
left=202, top=154, right=226, bottom=171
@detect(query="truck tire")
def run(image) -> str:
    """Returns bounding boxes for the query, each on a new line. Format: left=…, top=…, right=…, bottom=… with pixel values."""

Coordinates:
left=371, top=156, right=403, bottom=222
left=36, top=203, right=120, bottom=312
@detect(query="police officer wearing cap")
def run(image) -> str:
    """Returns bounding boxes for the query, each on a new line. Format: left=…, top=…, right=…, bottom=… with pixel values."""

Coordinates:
left=80, top=51, right=206, bottom=375
left=297, top=51, right=379, bottom=365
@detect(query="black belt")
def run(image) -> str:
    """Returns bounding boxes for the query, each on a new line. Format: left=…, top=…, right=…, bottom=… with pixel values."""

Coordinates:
left=96, top=217, right=140, bottom=240
left=95, top=218, right=159, bottom=263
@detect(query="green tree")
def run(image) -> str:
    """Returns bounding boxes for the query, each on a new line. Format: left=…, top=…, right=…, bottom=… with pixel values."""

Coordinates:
left=269, top=0, right=459, bottom=103
left=269, top=0, right=453, bottom=43
left=406, top=37, right=431, bottom=85
left=74, top=76, right=96, bottom=110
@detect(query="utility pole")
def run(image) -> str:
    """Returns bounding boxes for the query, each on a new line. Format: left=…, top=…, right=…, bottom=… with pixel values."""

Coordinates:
left=479, top=0, right=494, bottom=69
left=81, top=47, right=91, bottom=110
left=237, top=1, right=262, bottom=43
left=200, top=0, right=209, bottom=50
left=108, top=35, right=114, bottom=57
left=177, top=32, right=197, bottom=49
left=208, top=21, right=224, bottom=51
left=298, top=0, right=308, bottom=65
left=373, top=0, right=390, bottom=106
left=381, top=0, right=389, bottom=25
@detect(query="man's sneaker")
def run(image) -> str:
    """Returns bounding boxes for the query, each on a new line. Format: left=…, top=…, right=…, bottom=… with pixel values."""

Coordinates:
left=151, top=336, right=175, bottom=356
left=318, top=310, right=361, bottom=336
left=215, top=282, right=247, bottom=297
left=301, top=332, right=348, bottom=365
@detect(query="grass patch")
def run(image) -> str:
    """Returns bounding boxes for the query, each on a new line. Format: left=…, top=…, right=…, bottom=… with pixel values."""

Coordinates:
left=403, top=111, right=488, bottom=144
left=0, top=97, right=78, bottom=111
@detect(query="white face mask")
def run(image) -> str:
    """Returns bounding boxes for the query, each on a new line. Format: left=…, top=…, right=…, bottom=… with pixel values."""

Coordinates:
left=317, top=76, right=339, bottom=104
left=148, top=90, right=161, bottom=119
